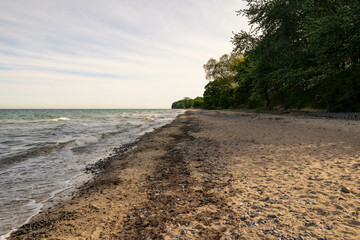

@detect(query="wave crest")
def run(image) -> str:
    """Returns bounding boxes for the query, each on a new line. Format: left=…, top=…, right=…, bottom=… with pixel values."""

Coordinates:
left=51, top=117, right=70, bottom=122
left=75, top=136, right=99, bottom=147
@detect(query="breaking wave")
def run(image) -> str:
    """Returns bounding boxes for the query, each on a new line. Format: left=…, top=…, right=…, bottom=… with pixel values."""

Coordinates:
left=51, top=117, right=70, bottom=121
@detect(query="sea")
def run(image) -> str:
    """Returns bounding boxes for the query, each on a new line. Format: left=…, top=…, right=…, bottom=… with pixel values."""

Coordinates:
left=0, top=109, right=184, bottom=238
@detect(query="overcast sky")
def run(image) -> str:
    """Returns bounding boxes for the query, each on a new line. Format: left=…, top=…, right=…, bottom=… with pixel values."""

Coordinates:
left=0, top=0, right=249, bottom=109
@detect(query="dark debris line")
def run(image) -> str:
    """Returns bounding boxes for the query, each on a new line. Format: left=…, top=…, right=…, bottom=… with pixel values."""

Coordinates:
left=114, top=114, right=238, bottom=239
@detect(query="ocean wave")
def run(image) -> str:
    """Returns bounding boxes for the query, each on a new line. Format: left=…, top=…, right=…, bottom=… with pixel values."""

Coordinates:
left=100, top=125, right=141, bottom=139
left=51, top=117, right=70, bottom=122
left=75, top=136, right=99, bottom=147
left=0, top=117, right=71, bottom=125
left=0, top=141, right=75, bottom=168
left=0, top=109, right=183, bottom=237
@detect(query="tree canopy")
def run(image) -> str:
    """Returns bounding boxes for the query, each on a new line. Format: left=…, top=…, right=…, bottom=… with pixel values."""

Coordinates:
left=171, top=97, right=204, bottom=109
left=201, top=0, right=360, bottom=111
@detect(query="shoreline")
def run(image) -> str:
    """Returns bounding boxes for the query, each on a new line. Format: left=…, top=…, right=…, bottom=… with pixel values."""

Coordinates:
left=1, top=111, right=182, bottom=239
left=0, top=173, right=89, bottom=240
left=4, top=113, right=187, bottom=239
left=8, top=110, right=360, bottom=239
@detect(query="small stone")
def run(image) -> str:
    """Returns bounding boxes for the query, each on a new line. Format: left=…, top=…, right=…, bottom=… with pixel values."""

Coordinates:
left=341, top=187, right=350, bottom=193
left=325, top=225, right=333, bottom=230
left=250, top=213, right=258, bottom=218
left=247, top=222, right=256, bottom=227
left=304, top=220, right=317, bottom=227
left=258, top=218, right=266, bottom=224
left=240, top=216, right=247, bottom=221
left=267, top=214, right=277, bottom=218
left=224, top=231, right=232, bottom=240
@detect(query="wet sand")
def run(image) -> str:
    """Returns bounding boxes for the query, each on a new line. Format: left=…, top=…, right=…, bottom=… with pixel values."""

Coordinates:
left=8, top=110, right=360, bottom=239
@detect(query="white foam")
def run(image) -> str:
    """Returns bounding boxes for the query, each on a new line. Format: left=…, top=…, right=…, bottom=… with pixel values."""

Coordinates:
left=75, top=136, right=99, bottom=147
left=145, top=117, right=155, bottom=121
left=51, top=117, right=70, bottom=122
left=0, top=232, right=10, bottom=240
left=0, top=109, right=185, bottom=237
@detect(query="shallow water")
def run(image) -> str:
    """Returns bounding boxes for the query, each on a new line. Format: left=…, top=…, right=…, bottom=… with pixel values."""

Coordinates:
left=0, top=109, right=184, bottom=237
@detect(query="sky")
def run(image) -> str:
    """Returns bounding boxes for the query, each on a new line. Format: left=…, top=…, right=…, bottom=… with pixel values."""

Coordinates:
left=0, top=0, right=249, bottom=109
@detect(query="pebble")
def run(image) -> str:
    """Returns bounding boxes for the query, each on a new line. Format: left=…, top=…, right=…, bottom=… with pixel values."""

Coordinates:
left=304, top=220, right=317, bottom=227
left=341, top=186, right=350, bottom=193
left=247, top=222, right=256, bottom=227
left=224, top=231, right=232, bottom=240
left=258, top=218, right=266, bottom=224
left=239, top=216, right=247, bottom=221
left=325, top=225, right=333, bottom=230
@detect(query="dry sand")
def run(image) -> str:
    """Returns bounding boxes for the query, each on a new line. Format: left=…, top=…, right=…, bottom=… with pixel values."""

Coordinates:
left=8, top=110, right=360, bottom=239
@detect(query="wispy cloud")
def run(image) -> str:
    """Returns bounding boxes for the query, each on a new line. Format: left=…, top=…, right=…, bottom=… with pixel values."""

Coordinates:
left=0, top=0, right=249, bottom=108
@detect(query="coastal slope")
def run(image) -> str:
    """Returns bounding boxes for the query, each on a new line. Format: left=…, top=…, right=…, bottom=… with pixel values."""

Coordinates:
left=9, top=110, right=360, bottom=239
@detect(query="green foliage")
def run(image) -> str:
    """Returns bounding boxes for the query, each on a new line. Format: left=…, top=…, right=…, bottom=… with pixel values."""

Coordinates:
left=171, top=97, right=204, bottom=109
left=192, top=97, right=204, bottom=108
left=201, top=0, right=360, bottom=112
left=321, top=65, right=360, bottom=112
left=202, top=54, right=244, bottom=109
left=304, top=0, right=360, bottom=75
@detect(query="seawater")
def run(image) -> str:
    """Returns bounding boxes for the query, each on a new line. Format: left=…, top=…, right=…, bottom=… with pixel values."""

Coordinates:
left=0, top=109, right=184, bottom=237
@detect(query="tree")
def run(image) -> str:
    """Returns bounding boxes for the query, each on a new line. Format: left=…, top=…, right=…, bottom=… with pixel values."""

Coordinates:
left=203, top=54, right=242, bottom=109
left=230, top=0, right=360, bottom=111
left=198, top=0, right=360, bottom=111
left=171, top=97, right=204, bottom=109
left=192, top=97, right=204, bottom=108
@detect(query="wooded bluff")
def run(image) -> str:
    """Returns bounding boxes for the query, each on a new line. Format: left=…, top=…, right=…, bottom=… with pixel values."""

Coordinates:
left=172, top=0, right=360, bottom=112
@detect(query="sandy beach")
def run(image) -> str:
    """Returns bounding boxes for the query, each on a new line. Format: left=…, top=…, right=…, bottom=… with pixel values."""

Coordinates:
left=8, top=110, right=360, bottom=240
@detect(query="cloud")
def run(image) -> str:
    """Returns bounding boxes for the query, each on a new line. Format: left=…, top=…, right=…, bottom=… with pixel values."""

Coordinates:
left=0, top=0, right=249, bottom=108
